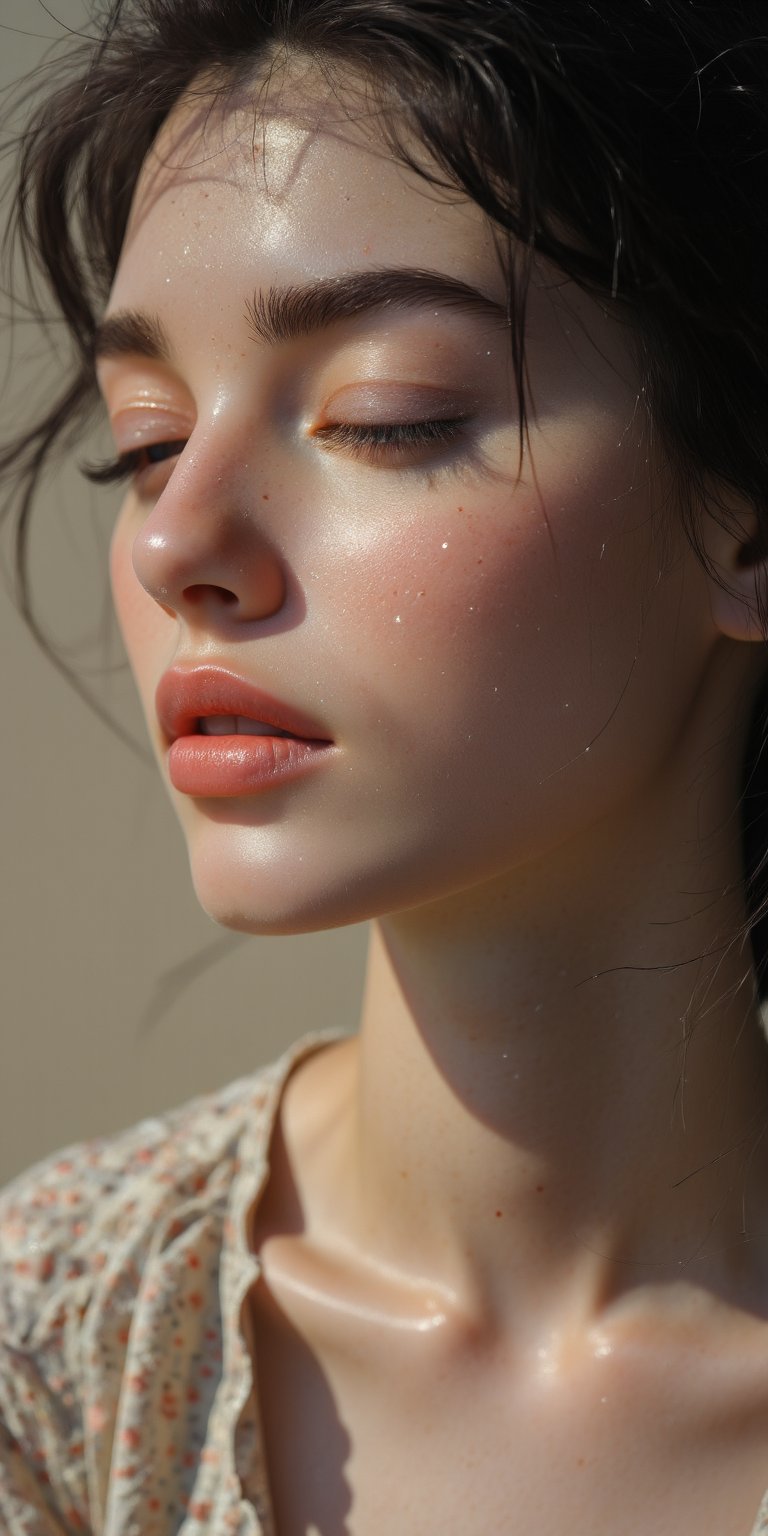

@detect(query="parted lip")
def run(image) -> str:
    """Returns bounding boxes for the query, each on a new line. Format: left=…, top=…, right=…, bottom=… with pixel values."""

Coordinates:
left=155, top=665, right=333, bottom=744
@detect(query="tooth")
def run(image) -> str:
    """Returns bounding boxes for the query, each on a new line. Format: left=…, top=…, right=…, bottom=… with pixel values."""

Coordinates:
left=201, top=715, right=237, bottom=735
left=237, top=718, right=289, bottom=736
left=196, top=715, right=295, bottom=737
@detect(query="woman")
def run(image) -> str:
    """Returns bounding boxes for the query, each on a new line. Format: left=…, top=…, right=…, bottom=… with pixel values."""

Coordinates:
left=1, top=2, right=767, bottom=1532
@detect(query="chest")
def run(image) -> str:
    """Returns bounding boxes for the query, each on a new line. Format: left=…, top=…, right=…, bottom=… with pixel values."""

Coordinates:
left=242, top=1270, right=768, bottom=1536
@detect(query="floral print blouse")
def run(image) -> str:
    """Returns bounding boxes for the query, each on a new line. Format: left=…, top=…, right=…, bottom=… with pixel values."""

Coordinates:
left=0, top=1026, right=347, bottom=1535
left=2, top=1022, right=768, bottom=1536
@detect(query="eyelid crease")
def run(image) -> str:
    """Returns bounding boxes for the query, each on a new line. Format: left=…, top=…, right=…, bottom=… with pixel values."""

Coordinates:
left=105, top=392, right=195, bottom=433
left=320, top=381, right=480, bottom=420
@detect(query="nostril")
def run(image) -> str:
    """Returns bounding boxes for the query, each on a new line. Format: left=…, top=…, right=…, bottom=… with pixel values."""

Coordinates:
left=181, top=584, right=238, bottom=605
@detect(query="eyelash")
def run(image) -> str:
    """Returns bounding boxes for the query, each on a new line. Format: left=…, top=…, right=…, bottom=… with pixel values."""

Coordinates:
left=81, top=417, right=470, bottom=487
left=313, top=418, right=469, bottom=456
left=82, top=439, right=188, bottom=486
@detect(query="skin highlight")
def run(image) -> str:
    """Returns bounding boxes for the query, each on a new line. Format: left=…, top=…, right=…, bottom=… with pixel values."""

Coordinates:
left=99, top=67, right=768, bottom=1534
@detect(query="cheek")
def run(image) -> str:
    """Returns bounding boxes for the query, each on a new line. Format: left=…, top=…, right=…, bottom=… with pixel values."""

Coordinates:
left=315, top=469, right=689, bottom=817
left=318, top=490, right=585, bottom=701
left=109, top=509, right=170, bottom=703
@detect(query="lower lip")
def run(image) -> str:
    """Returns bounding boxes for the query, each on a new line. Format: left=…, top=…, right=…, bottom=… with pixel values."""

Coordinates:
left=167, top=735, right=334, bottom=797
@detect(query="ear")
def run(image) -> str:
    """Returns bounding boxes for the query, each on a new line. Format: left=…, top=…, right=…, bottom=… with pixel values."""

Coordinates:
left=701, top=504, right=768, bottom=644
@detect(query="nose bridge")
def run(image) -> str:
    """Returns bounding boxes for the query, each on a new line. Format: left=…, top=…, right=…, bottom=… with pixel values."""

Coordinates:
left=131, top=419, right=286, bottom=621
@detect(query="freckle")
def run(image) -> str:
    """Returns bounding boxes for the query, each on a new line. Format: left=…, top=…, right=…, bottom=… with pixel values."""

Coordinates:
left=400, top=1170, right=408, bottom=1179
left=457, top=506, right=463, bottom=513
left=535, top=1184, right=544, bottom=1193
left=262, top=494, right=269, bottom=501
left=577, top=1458, right=585, bottom=1468
left=477, top=559, right=483, bottom=565
left=495, top=1210, right=503, bottom=1218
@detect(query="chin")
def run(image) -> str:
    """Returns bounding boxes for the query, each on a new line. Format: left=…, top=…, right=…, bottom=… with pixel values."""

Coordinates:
left=174, top=776, right=584, bottom=935
left=182, top=818, right=517, bottom=940
left=185, top=842, right=377, bottom=936
left=181, top=821, right=434, bottom=936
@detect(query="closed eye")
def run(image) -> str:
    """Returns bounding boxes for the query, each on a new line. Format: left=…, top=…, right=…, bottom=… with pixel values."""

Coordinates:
left=80, top=439, right=188, bottom=486
left=79, top=417, right=472, bottom=492
left=312, top=417, right=470, bottom=462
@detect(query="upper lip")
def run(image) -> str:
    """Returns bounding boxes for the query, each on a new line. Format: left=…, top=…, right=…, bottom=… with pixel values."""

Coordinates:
left=155, top=665, right=333, bottom=743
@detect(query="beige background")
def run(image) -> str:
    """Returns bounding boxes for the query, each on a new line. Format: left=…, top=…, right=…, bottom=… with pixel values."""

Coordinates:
left=0, top=1, right=367, bottom=1189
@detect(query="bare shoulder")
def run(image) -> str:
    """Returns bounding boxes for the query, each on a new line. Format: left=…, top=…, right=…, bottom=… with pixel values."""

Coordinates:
left=284, top=1034, right=359, bottom=1153
left=249, top=1032, right=358, bottom=1251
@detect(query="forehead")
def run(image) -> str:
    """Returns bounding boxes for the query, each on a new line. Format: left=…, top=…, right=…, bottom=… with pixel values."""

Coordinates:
left=114, top=61, right=506, bottom=306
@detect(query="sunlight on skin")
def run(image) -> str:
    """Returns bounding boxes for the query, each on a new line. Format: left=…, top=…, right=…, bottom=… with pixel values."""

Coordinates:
left=61, top=36, right=768, bottom=1533
left=101, top=60, right=768, bottom=1394
left=260, top=1263, right=451, bottom=1333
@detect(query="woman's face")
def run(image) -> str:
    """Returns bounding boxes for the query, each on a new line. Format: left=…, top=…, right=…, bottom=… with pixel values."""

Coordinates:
left=100, top=65, right=714, bottom=933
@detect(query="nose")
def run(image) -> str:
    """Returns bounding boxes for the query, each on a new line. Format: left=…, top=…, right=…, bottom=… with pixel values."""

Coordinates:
left=131, top=440, right=286, bottom=625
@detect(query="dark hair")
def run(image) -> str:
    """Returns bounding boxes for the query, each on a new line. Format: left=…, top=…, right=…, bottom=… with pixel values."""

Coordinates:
left=2, top=1, right=767, bottom=979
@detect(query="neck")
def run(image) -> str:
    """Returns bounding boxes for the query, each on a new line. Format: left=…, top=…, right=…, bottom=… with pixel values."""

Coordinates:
left=338, top=743, right=768, bottom=1344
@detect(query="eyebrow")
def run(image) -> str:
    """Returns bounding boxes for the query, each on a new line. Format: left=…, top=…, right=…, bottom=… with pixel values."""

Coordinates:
left=93, top=267, right=509, bottom=363
left=246, top=268, right=508, bottom=346
left=93, top=310, right=171, bottom=363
